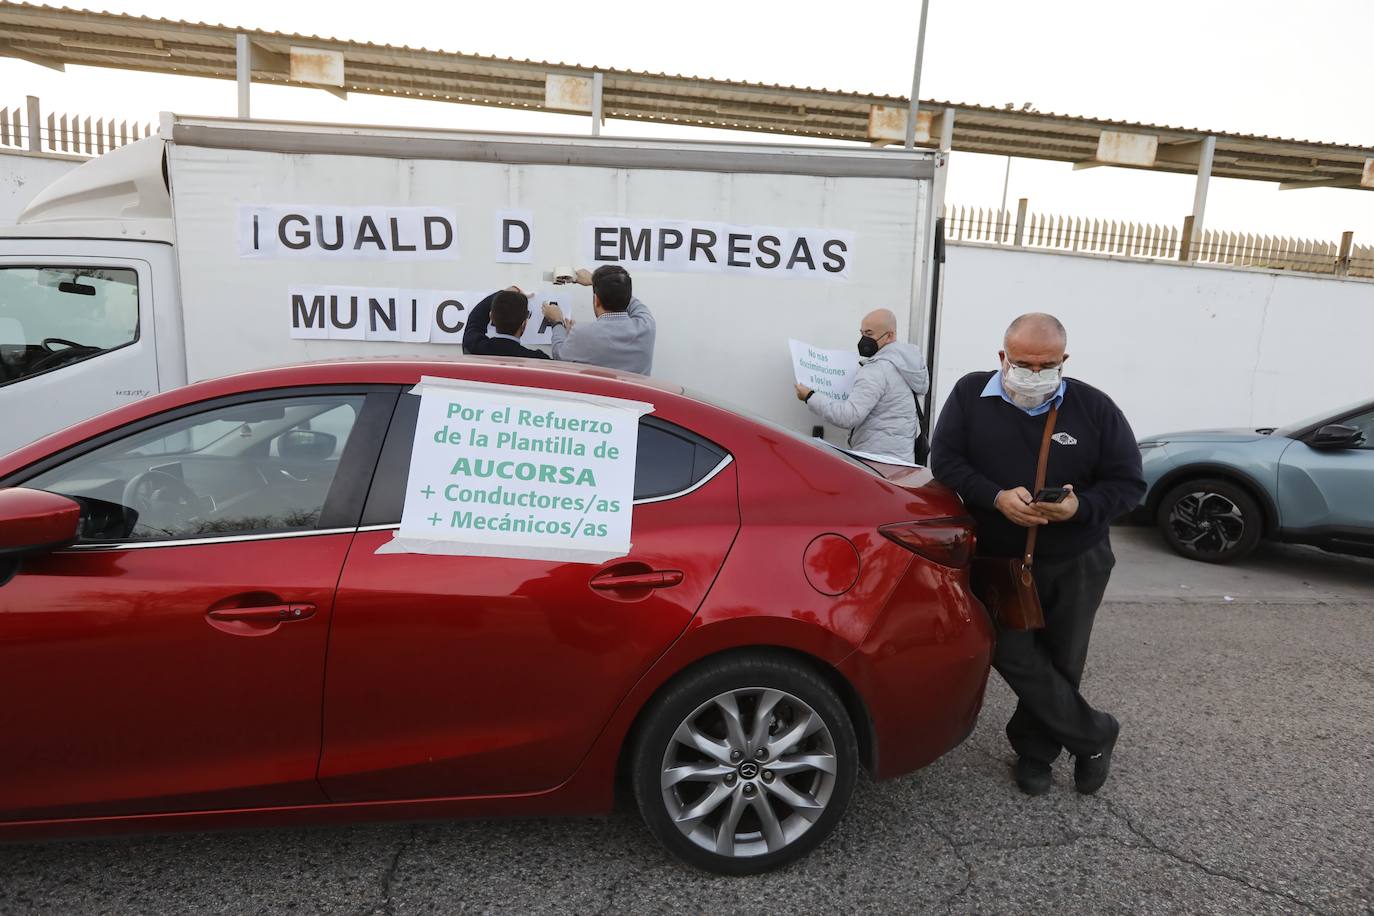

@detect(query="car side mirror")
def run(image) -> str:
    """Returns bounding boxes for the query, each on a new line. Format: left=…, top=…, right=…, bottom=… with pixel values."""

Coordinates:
left=279, top=429, right=337, bottom=461
left=1309, top=424, right=1365, bottom=450
left=0, top=488, right=82, bottom=559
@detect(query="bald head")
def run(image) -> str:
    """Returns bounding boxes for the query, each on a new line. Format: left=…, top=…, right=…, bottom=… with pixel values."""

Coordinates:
left=1004, top=312, right=1067, bottom=351
left=862, top=308, right=897, bottom=336
left=1000, top=312, right=1068, bottom=375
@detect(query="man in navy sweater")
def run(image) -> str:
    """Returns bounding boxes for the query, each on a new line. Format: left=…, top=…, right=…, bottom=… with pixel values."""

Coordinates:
left=931, top=313, right=1144, bottom=797
left=461, top=287, right=550, bottom=360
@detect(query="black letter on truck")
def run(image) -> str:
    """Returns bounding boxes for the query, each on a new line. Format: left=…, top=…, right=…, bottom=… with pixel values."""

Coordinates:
left=786, top=237, right=816, bottom=271
left=332, top=295, right=359, bottom=329
left=502, top=219, right=531, bottom=254
left=756, top=235, right=781, bottom=269
left=370, top=297, right=397, bottom=332
left=822, top=239, right=848, bottom=274
left=435, top=299, right=465, bottom=333
left=316, top=215, right=344, bottom=251
left=279, top=214, right=311, bottom=250
left=658, top=228, right=683, bottom=260
left=292, top=294, right=326, bottom=329
left=355, top=216, right=386, bottom=251
left=594, top=227, right=618, bottom=261
left=620, top=228, right=651, bottom=262
left=690, top=229, right=718, bottom=263
left=424, top=217, right=454, bottom=251
left=727, top=233, right=752, bottom=268
left=389, top=218, right=417, bottom=252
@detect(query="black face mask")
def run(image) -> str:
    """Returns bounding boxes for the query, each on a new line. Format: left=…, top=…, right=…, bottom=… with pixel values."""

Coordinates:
left=857, top=335, right=880, bottom=358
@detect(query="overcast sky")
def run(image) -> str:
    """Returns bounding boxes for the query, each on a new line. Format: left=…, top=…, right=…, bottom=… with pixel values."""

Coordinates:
left=4, top=0, right=1372, bottom=240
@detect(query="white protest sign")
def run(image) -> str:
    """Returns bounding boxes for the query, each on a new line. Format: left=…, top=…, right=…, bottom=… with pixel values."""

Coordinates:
left=582, top=218, right=855, bottom=281
left=239, top=205, right=459, bottom=260
left=789, top=338, right=859, bottom=403
left=378, top=376, right=653, bottom=563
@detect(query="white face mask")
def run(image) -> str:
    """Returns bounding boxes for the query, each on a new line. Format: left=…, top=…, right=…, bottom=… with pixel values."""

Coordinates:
left=1002, top=359, right=1061, bottom=407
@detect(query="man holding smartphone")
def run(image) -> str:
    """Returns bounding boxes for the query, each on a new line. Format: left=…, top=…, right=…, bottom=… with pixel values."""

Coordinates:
left=930, top=313, right=1145, bottom=797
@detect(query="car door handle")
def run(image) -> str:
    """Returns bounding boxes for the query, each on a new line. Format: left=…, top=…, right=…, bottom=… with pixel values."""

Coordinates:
left=589, top=570, right=684, bottom=591
left=206, top=603, right=317, bottom=623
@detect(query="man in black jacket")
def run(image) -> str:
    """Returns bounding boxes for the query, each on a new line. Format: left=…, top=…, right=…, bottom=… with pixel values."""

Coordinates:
left=931, top=313, right=1144, bottom=797
left=461, top=287, right=550, bottom=359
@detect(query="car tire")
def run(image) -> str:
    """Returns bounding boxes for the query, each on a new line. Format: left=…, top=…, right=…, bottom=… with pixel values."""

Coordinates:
left=1157, top=477, right=1263, bottom=564
left=631, top=652, right=859, bottom=875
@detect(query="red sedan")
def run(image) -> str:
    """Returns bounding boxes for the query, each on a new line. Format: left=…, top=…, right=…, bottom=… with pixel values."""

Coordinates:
left=0, top=358, right=992, bottom=874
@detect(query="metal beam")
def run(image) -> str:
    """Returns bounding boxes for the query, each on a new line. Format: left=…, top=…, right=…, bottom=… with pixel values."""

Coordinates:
left=904, top=0, right=931, bottom=151
left=0, top=39, right=64, bottom=71
left=235, top=33, right=250, bottom=118
left=1191, top=135, right=1216, bottom=241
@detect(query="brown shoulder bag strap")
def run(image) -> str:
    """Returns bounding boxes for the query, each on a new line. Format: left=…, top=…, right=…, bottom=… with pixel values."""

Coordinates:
left=1022, top=405, right=1060, bottom=572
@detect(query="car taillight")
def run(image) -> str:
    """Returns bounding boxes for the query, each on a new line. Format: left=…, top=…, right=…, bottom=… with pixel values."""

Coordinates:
left=879, top=518, right=975, bottom=568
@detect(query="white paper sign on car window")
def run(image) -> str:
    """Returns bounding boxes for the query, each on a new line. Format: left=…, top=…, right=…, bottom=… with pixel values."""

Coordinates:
left=377, top=376, right=653, bottom=563
left=788, top=338, right=860, bottom=403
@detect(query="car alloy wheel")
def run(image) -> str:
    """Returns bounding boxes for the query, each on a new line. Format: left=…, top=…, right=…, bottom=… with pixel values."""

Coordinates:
left=1169, top=491, right=1246, bottom=554
left=660, top=687, right=838, bottom=859
left=1157, top=477, right=1263, bottom=563
left=632, top=653, right=858, bottom=875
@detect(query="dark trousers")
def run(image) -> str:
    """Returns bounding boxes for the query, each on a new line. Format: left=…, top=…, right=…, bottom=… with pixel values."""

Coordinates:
left=991, top=539, right=1117, bottom=764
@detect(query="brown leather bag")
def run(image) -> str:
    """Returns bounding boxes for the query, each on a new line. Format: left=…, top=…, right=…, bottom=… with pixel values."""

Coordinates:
left=970, top=406, right=1059, bottom=630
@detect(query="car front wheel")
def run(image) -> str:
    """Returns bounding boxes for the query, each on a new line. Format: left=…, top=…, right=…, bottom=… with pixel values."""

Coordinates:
left=1157, top=477, right=1263, bottom=563
left=632, top=652, right=858, bottom=875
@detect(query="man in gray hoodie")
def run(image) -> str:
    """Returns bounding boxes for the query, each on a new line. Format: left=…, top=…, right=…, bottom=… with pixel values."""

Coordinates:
left=540, top=266, right=655, bottom=376
left=795, top=308, right=930, bottom=463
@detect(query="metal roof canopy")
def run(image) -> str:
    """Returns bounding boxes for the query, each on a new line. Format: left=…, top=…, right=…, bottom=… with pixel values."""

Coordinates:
left=1, top=1, right=1371, bottom=190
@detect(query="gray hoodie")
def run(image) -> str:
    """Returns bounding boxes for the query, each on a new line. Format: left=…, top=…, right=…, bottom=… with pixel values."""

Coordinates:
left=806, top=341, right=930, bottom=463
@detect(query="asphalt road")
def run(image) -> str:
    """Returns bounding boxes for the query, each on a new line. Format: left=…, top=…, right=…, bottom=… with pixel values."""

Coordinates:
left=3, top=529, right=1372, bottom=915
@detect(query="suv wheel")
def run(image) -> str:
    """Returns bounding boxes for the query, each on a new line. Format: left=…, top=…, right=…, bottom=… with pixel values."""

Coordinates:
left=1157, top=477, right=1263, bottom=563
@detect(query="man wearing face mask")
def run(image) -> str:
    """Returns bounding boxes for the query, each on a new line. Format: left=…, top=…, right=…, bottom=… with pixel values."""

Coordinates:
left=794, top=308, right=929, bottom=463
left=931, top=313, right=1144, bottom=797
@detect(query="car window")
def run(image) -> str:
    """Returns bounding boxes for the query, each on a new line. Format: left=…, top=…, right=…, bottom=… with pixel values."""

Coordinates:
left=360, top=393, right=729, bottom=525
left=0, top=267, right=139, bottom=387
left=25, top=394, right=364, bottom=543
left=1338, top=408, right=1374, bottom=450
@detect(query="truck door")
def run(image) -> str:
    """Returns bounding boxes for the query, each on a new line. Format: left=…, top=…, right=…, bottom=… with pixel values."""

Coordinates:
left=0, top=251, right=160, bottom=454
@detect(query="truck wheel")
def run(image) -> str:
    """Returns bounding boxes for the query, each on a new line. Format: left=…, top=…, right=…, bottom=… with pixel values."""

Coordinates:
left=1157, top=477, right=1263, bottom=564
left=632, top=653, right=858, bottom=875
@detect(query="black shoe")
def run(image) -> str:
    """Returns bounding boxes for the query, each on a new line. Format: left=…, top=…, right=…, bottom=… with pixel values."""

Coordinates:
left=1074, top=717, right=1120, bottom=795
left=1014, top=757, right=1052, bottom=796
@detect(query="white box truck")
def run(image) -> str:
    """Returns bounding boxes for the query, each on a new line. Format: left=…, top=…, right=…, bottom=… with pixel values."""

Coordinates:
left=0, top=115, right=943, bottom=455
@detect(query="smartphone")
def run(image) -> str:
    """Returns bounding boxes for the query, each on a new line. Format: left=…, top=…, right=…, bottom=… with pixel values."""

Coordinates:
left=1034, top=486, right=1069, bottom=503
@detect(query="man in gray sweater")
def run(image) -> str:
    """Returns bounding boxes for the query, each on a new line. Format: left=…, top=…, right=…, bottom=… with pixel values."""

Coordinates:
left=795, top=308, right=930, bottom=463
left=540, top=266, right=655, bottom=376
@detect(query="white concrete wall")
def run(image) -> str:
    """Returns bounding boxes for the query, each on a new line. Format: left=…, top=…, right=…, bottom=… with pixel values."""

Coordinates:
left=0, top=151, right=82, bottom=224
left=935, top=244, right=1374, bottom=439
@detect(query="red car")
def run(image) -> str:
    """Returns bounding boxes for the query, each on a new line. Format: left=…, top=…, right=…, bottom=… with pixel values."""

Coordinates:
left=0, top=358, right=992, bottom=874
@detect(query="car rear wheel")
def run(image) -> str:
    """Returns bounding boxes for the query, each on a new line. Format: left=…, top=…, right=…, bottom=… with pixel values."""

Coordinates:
left=1157, top=477, right=1263, bottom=564
left=632, top=653, right=858, bottom=875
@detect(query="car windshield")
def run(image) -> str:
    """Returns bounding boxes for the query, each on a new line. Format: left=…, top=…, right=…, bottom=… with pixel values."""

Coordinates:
left=1273, top=397, right=1374, bottom=438
left=681, top=386, right=881, bottom=477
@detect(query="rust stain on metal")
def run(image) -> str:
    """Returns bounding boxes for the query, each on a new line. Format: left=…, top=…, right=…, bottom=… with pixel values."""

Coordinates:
left=867, top=105, right=932, bottom=142
left=545, top=73, right=594, bottom=113
left=1095, top=130, right=1158, bottom=167
left=289, top=46, right=344, bottom=87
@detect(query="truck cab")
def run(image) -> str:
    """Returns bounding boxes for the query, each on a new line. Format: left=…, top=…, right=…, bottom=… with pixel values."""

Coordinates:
left=1, top=137, right=184, bottom=452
